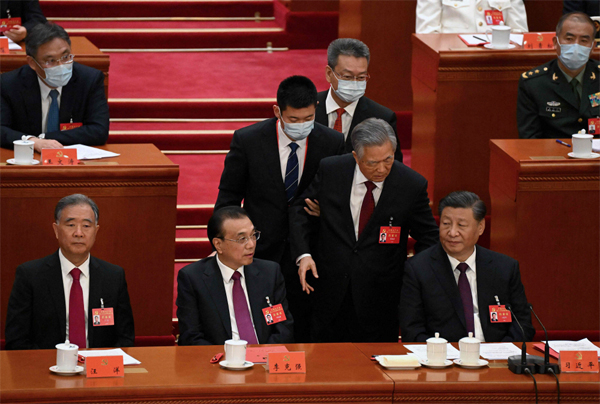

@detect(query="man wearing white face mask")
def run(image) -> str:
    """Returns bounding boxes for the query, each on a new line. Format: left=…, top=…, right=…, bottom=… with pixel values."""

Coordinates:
left=517, top=12, right=599, bottom=139
left=315, top=38, right=403, bottom=162
left=1, top=22, right=109, bottom=152
left=215, top=76, right=344, bottom=342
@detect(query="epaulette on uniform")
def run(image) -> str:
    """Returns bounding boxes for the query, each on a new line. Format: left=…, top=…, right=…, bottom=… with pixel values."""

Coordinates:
left=521, top=65, right=551, bottom=80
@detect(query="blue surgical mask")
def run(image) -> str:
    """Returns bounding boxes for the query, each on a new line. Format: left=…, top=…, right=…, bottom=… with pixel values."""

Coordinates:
left=558, top=42, right=592, bottom=71
left=333, top=79, right=366, bottom=103
left=36, top=62, right=73, bottom=88
left=279, top=114, right=314, bottom=141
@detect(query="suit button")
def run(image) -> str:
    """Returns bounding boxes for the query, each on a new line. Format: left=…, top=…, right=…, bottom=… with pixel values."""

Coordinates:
left=498, top=6, right=502, bottom=10
left=478, top=6, right=482, bottom=11
left=578, top=118, right=583, bottom=123
left=353, top=249, right=358, bottom=254
left=478, top=22, right=483, bottom=26
left=552, top=113, right=556, bottom=118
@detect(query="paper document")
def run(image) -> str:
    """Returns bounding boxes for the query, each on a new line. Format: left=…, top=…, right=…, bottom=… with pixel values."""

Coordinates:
left=4, top=37, right=22, bottom=50
left=246, top=346, right=289, bottom=364
left=404, top=344, right=460, bottom=361
left=592, top=139, right=600, bottom=152
left=64, top=144, right=120, bottom=160
left=78, top=348, right=141, bottom=365
left=458, top=33, right=523, bottom=46
left=544, top=339, right=600, bottom=356
left=479, top=343, right=522, bottom=360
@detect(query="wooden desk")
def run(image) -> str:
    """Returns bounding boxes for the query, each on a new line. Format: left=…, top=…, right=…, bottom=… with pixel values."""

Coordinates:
left=0, top=37, right=110, bottom=97
left=411, top=33, right=600, bottom=213
left=0, top=144, right=178, bottom=343
left=356, top=342, right=600, bottom=403
left=0, top=344, right=394, bottom=404
left=489, top=139, right=599, bottom=333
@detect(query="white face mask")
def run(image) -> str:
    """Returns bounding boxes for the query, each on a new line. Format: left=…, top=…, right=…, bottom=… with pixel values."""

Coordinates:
left=333, top=79, right=366, bottom=103
left=277, top=108, right=314, bottom=141
left=558, top=41, right=592, bottom=71
left=35, top=61, right=73, bottom=88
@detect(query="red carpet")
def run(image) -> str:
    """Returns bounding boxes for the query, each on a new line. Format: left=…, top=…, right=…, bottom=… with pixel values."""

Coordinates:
left=56, top=20, right=280, bottom=29
left=110, top=121, right=258, bottom=131
left=166, top=154, right=226, bottom=205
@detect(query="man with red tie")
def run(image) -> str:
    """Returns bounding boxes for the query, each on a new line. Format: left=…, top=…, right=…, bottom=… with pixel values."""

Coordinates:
left=289, top=118, right=438, bottom=343
left=5, top=194, right=135, bottom=350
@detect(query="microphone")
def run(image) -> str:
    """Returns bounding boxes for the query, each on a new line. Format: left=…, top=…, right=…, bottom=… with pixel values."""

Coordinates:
left=506, top=304, right=536, bottom=374
left=529, top=303, right=560, bottom=375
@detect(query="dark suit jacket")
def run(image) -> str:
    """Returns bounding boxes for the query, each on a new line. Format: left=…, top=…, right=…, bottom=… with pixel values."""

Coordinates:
left=563, top=0, right=600, bottom=18
left=0, top=1, right=47, bottom=32
left=517, top=59, right=599, bottom=139
left=214, top=117, right=344, bottom=264
left=1, top=62, right=109, bottom=148
left=5, top=251, right=135, bottom=350
left=176, top=256, right=294, bottom=345
left=399, top=243, right=535, bottom=343
left=315, top=90, right=403, bottom=162
left=289, top=154, right=439, bottom=340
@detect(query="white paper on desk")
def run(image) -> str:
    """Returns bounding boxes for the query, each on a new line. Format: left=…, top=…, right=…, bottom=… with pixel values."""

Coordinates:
left=404, top=344, right=460, bottom=361
left=78, top=348, right=141, bottom=365
left=3, top=36, right=22, bottom=50
left=458, top=34, right=523, bottom=46
left=64, top=144, right=120, bottom=160
left=479, top=343, right=522, bottom=360
left=592, top=139, right=600, bottom=152
left=545, top=338, right=600, bottom=356
left=510, top=34, right=524, bottom=46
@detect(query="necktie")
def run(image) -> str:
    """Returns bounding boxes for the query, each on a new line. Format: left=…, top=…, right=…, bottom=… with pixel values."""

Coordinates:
left=47, top=89, right=60, bottom=133
left=69, top=268, right=86, bottom=348
left=231, top=271, right=258, bottom=344
left=333, top=108, right=345, bottom=133
left=284, top=142, right=299, bottom=203
left=570, top=78, right=580, bottom=108
left=358, top=181, right=376, bottom=236
left=457, top=263, right=475, bottom=336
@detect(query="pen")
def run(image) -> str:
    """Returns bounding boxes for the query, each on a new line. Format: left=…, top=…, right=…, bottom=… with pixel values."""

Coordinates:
left=556, top=139, right=571, bottom=147
left=473, top=35, right=486, bottom=42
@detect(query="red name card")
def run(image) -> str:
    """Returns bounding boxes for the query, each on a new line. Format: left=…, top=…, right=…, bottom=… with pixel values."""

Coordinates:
left=41, top=148, right=79, bottom=165
left=0, top=17, right=21, bottom=32
left=523, top=33, right=555, bottom=50
left=0, top=37, right=8, bottom=54
left=86, top=356, right=124, bottom=378
left=560, top=351, right=599, bottom=373
left=267, top=352, right=306, bottom=374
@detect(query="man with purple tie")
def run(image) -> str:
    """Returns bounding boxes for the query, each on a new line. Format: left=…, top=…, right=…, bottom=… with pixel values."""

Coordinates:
left=176, top=207, right=294, bottom=345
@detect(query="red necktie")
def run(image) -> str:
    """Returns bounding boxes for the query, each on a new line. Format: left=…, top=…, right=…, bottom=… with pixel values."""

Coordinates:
left=358, top=181, right=376, bottom=236
left=457, top=263, right=475, bottom=336
left=231, top=271, right=259, bottom=344
left=333, top=108, right=345, bottom=133
left=69, top=268, right=86, bottom=348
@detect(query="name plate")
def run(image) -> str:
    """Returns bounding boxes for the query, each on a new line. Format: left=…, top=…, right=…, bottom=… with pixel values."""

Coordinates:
left=86, top=356, right=125, bottom=378
left=559, top=350, right=599, bottom=373
left=267, top=352, right=306, bottom=374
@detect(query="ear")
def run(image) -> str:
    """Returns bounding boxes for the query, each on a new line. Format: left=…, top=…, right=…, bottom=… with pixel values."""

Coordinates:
left=52, top=222, right=59, bottom=239
left=26, top=55, right=44, bottom=78
left=213, top=238, right=223, bottom=254
left=325, top=65, right=334, bottom=85
left=552, top=36, right=559, bottom=52
left=477, top=218, right=486, bottom=236
left=272, top=105, right=280, bottom=119
left=352, top=150, right=360, bottom=165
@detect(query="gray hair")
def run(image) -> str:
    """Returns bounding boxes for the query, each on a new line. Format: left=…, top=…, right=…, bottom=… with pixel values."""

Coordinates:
left=556, top=11, right=596, bottom=37
left=25, top=22, right=71, bottom=59
left=351, top=118, right=397, bottom=159
left=438, top=191, right=486, bottom=221
left=327, top=38, right=370, bottom=69
left=54, top=194, right=99, bottom=224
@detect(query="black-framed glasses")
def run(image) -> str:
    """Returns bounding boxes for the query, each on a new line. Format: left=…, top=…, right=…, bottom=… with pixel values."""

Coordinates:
left=221, top=231, right=261, bottom=245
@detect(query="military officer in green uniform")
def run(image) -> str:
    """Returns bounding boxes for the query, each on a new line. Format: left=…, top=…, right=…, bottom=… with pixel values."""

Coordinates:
left=517, top=12, right=599, bottom=139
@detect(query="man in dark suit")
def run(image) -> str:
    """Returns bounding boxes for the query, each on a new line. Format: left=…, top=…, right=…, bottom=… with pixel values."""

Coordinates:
left=215, top=76, right=344, bottom=342
left=289, top=118, right=438, bottom=343
left=5, top=194, right=135, bottom=350
left=1, top=0, right=47, bottom=42
left=1, top=22, right=109, bottom=151
left=517, top=12, right=598, bottom=139
left=399, top=191, right=535, bottom=343
left=177, top=207, right=294, bottom=346
left=315, top=38, right=403, bottom=162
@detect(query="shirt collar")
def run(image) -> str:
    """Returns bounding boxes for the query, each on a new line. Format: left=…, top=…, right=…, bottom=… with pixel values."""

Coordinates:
left=277, top=120, right=308, bottom=150
left=557, top=63, right=586, bottom=84
left=216, top=254, right=245, bottom=283
left=58, top=248, right=90, bottom=279
left=354, top=163, right=384, bottom=189
left=447, top=246, right=477, bottom=274
left=37, top=76, right=63, bottom=99
left=325, top=87, right=359, bottom=116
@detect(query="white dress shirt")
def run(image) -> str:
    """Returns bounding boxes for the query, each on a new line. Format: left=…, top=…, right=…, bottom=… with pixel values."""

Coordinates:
left=59, top=249, right=90, bottom=348
left=447, top=248, right=486, bottom=342
left=350, top=165, right=384, bottom=240
left=216, top=255, right=259, bottom=342
left=278, top=120, right=307, bottom=182
left=38, top=77, right=63, bottom=134
left=325, top=88, right=359, bottom=139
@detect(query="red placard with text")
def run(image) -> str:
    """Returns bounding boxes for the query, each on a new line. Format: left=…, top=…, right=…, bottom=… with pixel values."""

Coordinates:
left=0, top=38, right=8, bottom=54
left=86, top=356, right=124, bottom=378
left=262, top=304, right=286, bottom=325
left=267, top=352, right=306, bottom=374
left=41, top=149, right=79, bottom=165
left=0, top=17, right=21, bottom=32
left=523, top=33, right=555, bottom=50
left=559, top=351, right=599, bottom=373
left=484, top=10, right=504, bottom=25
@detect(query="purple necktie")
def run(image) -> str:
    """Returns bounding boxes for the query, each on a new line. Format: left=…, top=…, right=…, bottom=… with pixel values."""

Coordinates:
left=457, top=263, right=475, bottom=336
left=69, top=268, right=86, bottom=348
left=231, top=271, right=258, bottom=344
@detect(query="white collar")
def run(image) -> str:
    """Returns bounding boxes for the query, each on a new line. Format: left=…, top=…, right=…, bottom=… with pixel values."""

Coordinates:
left=216, top=254, right=245, bottom=283
left=58, top=248, right=90, bottom=279
left=325, top=87, right=359, bottom=116
left=37, top=76, right=63, bottom=99
left=277, top=120, right=308, bottom=150
left=447, top=246, right=477, bottom=273
left=354, top=163, right=385, bottom=189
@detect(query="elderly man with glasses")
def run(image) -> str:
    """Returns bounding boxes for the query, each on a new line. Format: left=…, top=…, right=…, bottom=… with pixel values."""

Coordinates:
left=176, top=206, right=294, bottom=346
left=1, top=22, right=109, bottom=151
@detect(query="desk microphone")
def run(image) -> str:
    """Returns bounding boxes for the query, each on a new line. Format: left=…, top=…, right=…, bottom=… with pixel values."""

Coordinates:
left=506, top=304, right=536, bottom=374
left=529, top=303, right=560, bottom=375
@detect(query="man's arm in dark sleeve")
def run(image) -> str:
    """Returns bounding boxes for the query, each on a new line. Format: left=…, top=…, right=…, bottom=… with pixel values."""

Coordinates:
left=115, top=268, right=135, bottom=347
left=45, top=69, right=109, bottom=146
left=1, top=83, right=32, bottom=148
left=399, top=259, right=429, bottom=342
left=176, top=269, right=214, bottom=346
left=214, top=130, right=248, bottom=211
left=388, top=111, right=404, bottom=163
left=408, top=180, right=439, bottom=254
left=266, top=265, right=294, bottom=343
left=5, top=265, right=38, bottom=350
left=504, top=261, right=535, bottom=342
left=22, top=0, right=48, bottom=32
left=517, top=77, right=543, bottom=139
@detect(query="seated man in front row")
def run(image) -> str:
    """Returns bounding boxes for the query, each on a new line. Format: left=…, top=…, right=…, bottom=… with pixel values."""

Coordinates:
left=1, top=22, right=109, bottom=151
left=400, top=191, right=535, bottom=342
left=177, top=207, right=294, bottom=345
left=5, top=194, right=135, bottom=350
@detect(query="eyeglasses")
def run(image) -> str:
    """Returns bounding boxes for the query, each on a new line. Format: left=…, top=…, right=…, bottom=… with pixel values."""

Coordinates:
left=220, top=231, right=261, bottom=245
left=34, top=54, right=74, bottom=69
left=331, top=69, right=370, bottom=82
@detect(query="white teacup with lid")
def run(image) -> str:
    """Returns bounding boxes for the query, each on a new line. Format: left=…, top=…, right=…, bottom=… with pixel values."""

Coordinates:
left=13, top=136, right=35, bottom=165
left=426, top=332, right=448, bottom=365
left=55, top=340, right=79, bottom=372
left=459, top=332, right=480, bottom=365
left=572, top=130, right=593, bottom=158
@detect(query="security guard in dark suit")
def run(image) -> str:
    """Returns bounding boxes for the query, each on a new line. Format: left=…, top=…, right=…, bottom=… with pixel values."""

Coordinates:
left=517, top=12, right=599, bottom=139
